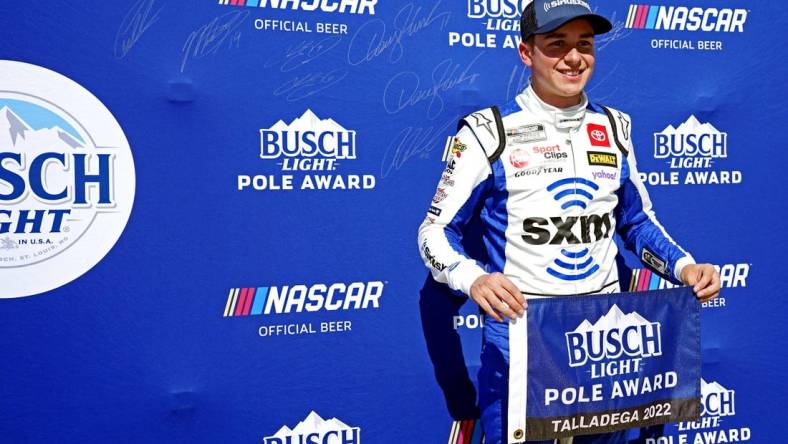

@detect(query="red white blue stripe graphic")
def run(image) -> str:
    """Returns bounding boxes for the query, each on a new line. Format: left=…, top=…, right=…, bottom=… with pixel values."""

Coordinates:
left=448, top=418, right=483, bottom=444
left=628, top=268, right=676, bottom=291
left=217, top=0, right=269, bottom=6
left=223, top=287, right=269, bottom=317
left=625, top=4, right=660, bottom=29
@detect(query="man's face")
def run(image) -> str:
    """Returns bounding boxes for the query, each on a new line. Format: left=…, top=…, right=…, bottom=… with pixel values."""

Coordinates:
left=518, top=19, right=596, bottom=108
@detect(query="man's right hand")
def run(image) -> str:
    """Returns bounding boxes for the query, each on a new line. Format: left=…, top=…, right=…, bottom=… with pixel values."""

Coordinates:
left=470, top=272, right=527, bottom=322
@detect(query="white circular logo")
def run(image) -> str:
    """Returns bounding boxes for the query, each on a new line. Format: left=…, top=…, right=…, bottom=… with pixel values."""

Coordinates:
left=590, top=129, right=607, bottom=142
left=509, top=148, right=530, bottom=169
left=0, top=61, right=135, bottom=298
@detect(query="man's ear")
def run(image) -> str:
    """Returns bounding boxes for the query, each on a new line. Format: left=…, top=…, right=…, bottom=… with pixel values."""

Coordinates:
left=518, top=40, right=533, bottom=67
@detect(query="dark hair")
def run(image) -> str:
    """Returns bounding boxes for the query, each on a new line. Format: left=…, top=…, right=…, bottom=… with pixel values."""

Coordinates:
left=520, top=2, right=537, bottom=43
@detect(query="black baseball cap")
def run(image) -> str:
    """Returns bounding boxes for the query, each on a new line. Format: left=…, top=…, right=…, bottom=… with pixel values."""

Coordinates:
left=521, top=0, right=612, bottom=42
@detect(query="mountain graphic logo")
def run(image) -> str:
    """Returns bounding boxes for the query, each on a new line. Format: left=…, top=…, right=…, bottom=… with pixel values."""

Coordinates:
left=263, top=411, right=360, bottom=444
left=653, top=115, right=727, bottom=159
left=572, top=305, right=651, bottom=332
left=701, top=379, right=736, bottom=417
left=260, top=109, right=356, bottom=160
left=565, top=304, right=662, bottom=366
left=547, top=248, right=600, bottom=281
left=0, top=104, right=83, bottom=150
left=0, top=60, right=135, bottom=299
left=546, top=177, right=599, bottom=210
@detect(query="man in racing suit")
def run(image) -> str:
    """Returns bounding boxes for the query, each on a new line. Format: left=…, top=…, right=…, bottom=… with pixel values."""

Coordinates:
left=417, top=1, right=721, bottom=443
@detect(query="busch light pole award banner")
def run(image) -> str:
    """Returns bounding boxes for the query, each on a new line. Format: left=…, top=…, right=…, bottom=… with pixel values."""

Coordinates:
left=507, top=287, right=701, bottom=441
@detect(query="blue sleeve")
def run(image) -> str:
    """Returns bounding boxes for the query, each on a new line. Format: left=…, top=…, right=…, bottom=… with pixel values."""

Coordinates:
left=417, top=126, right=493, bottom=296
left=615, top=150, right=694, bottom=285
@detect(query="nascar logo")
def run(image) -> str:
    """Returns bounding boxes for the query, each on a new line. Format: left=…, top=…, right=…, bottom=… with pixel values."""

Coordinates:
left=625, top=5, right=747, bottom=33
left=223, top=281, right=383, bottom=316
left=217, top=0, right=377, bottom=15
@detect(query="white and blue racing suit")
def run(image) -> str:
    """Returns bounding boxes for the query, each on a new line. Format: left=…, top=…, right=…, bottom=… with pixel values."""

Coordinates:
left=417, top=86, right=695, bottom=444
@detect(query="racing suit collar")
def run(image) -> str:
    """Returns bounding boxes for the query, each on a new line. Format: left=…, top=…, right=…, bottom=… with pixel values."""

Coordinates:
left=517, top=83, right=588, bottom=131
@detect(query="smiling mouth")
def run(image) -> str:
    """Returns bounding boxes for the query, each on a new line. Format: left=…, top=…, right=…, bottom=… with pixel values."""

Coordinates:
left=558, top=69, right=584, bottom=78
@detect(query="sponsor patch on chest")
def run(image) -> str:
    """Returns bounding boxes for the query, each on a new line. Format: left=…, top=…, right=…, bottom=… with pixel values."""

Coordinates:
left=586, top=123, right=611, bottom=147
left=587, top=151, right=618, bottom=167
left=506, top=124, right=547, bottom=144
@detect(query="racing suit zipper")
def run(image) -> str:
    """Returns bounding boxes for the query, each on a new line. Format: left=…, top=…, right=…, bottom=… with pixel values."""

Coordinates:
left=567, top=130, right=580, bottom=296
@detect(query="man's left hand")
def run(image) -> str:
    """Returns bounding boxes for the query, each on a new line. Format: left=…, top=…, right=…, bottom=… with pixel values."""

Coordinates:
left=680, top=263, right=721, bottom=302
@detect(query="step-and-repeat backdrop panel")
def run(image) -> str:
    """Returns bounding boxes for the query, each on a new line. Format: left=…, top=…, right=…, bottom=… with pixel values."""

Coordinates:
left=0, top=1, right=785, bottom=442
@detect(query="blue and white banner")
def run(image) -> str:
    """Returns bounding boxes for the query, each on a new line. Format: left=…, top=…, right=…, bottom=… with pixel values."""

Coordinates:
left=508, top=287, right=701, bottom=441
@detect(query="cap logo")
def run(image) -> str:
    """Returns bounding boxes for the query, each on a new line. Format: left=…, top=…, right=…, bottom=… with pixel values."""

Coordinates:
left=543, top=0, right=592, bottom=13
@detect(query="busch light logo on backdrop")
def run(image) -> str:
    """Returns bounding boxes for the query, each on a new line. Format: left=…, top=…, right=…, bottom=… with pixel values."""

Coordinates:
left=237, top=110, right=375, bottom=191
left=260, top=109, right=356, bottom=161
left=700, top=379, right=735, bottom=418
left=448, top=0, right=528, bottom=49
left=263, top=411, right=360, bottom=444
left=223, top=281, right=384, bottom=338
left=467, top=0, right=529, bottom=18
left=624, top=4, right=748, bottom=51
left=565, top=305, right=662, bottom=368
left=0, top=60, right=135, bottom=298
left=639, top=116, right=742, bottom=187
left=651, top=379, right=752, bottom=444
left=654, top=115, right=727, bottom=162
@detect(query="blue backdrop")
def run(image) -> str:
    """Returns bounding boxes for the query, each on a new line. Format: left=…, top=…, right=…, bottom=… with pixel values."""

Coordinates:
left=0, top=0, right=785, bottom=442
